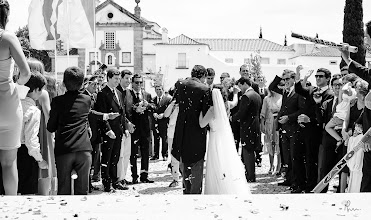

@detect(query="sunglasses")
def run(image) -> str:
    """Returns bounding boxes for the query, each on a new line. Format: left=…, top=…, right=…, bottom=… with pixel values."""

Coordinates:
left=134, top=81, right=143, bottom=84
left=282, top=77, right=293, bottom=81
left=333, top=83, right=343, bottom=87
left=315, top=75, right=325, bottom=78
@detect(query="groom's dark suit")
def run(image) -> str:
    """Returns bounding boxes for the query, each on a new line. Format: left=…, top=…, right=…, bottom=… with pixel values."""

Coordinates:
left=231, top=87, right=261, bottom=181
left=172, top=78, right=212, bottom=194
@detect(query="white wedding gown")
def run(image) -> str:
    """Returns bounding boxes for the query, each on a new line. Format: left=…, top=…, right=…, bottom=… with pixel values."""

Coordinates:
left=204, top=89, right=251, bottom=194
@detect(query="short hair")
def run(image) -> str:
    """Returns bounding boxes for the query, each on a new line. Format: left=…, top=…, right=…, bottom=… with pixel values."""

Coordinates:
left=63, top=66, right=84, bottom=91
left=317, top=68, right=331, bottom=79
left=282, top=69, right=296, bottom=78
left=25, top=71, right=47, bottom=93
left=191, top=65, right=207, bottom=79
left=155, top=84, right=163, bottom=90
left=27, top=58, right=45, bottom=75
left=0, top=1, right=9, bottom=29
left=356, top=79, right=369, bottom=97
left=236, top=76, right=252, bottom=86
left=221, top=72, right=230, bottom=78
left=121, top=69, right=132, bottom=78
left=213, top=84, right=228, bottom=103
left=366, top=20, right=371, bottom=38
left=106, top=68, right=121, bottom=79
left=206, top=68, right=215, bottom=77
left=239, top=64, right=249, bottom=72
left=132, top=73, right=143, bottom=82
left=331, top=74, right=342, bottom=85
left=342, top=73, right=359, bottom=84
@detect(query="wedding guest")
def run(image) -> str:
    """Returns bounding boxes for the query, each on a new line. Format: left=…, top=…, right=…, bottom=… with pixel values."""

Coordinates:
left=260, top=87, right=282, bottom=175
left=206, top=68, right=215, bottom=88
left=0, top=0, right=31, bottom=195
left=47, top=67, right=92, bottom=195
left=219, top=72, right=230, bottom=84
left=152, top=85, right=172, bottom=161
left=18, top=71, right=48, bottom=195
left=231, top=77, right=262, bottom=182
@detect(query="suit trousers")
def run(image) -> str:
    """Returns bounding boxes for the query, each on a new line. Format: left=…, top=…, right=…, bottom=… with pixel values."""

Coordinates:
left=181, top=159, right=204, bottom=194
left=317, top=132, right=339, bottom=193
left=91, top=143, right=101, bottom=178
left=101, top=134, right=122, bottom=184
left=117, top=134, right=131, bottom=181
left=231, top=121, right=240, bottom=152
left=360, top=152, right=371, bottom=192
left=153, top=122, right=168, bottom=158
left=55, top=151, right=92, bottom=195
left=130, top=133, right=150, bottom=180
left=241, top=147, right=256, bottom=181
left=281, top=131, right=304, bottom=186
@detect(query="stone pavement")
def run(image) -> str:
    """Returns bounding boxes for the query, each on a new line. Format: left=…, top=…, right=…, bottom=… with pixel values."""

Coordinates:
left=91, top=154, right=338, bottom=195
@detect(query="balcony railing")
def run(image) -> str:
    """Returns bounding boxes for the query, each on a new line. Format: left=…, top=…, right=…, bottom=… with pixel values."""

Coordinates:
left=176, top=60, right=189, bottom=69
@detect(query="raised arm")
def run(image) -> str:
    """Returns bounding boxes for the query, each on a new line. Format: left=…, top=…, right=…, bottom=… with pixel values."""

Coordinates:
left=228, top=86, right=239, bottom=109
left=268, top=75, right=284, bottom=95
left=199, top=106, right=214, bottom=128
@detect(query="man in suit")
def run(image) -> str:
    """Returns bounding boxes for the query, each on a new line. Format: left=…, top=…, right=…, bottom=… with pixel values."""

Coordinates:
left=152, top=85, right=172, bottom=161
left=341, top=22, right=371, bottom=191
left=130, top=74, right=156, bottom=184
left=231, top=76, right=262, bottom=182
left=206, top=68, right=216, bottom=88
left=95, top=68, right=129, bottom=192
left=47, top=67, right=92, bottom=195
left=269, top=69, right=306, bottom=193
left=294, top=66, right=333, bottom=192
left=116, top=70, right=135, bottom=185
left=172, top=65, right=213, bottom=194
left=316, top=74, right=342, bottom=193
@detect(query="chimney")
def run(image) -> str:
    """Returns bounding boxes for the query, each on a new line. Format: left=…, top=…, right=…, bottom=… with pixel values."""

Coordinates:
left=134, top=0, right=141, bottom=17
left=162, top=28, right=169, bottom=44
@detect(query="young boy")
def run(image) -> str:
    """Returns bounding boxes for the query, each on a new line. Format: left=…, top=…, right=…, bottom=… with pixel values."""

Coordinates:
left=18, top=71, right=48, bottom=195
left=47, top=67, right=92, bottom=195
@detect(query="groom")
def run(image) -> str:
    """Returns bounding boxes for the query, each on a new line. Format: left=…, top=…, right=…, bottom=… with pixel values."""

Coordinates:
left=172, top=65, right=213, bottom=194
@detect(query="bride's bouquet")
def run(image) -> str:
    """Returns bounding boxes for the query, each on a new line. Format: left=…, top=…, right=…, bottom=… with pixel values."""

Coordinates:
left=134, top=100, right=148, bottom=114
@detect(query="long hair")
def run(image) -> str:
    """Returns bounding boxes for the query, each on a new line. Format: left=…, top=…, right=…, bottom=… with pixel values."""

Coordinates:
left=0, top=1, right=9, bottom=29
left=27, top=58, right=45, bottom=75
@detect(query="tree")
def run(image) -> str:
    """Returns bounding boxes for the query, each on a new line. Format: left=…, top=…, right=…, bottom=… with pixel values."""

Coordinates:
left=341, top=0, right=365, bottom=68
left=284, top=35, right=287, bottom=46
left=259, top=26, right=263, bottom=39
left=15, top=26, right=52, bottom=72
left=248, top=51, right=265, bottom=84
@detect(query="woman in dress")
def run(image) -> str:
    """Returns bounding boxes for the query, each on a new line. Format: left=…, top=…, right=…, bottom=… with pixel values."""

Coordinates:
left=27, top=58, right=57, bottom=195
left=0, top=0, right=31, bottom=195
left=260, top=88, right=282, bottom=175
left=200, top=87, right=250, bottom=194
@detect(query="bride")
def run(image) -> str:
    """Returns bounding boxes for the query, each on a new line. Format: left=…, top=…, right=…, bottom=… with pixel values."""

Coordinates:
left=200, top=87, right=250, bottom=194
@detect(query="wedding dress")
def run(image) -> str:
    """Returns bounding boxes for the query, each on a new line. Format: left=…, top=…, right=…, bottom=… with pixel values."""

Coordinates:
left=204, top=89, right=250, bottom=194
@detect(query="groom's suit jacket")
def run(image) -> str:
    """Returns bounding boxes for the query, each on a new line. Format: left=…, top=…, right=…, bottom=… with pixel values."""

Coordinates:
left=231, top=87, right=262, bottom=152
left=172, top=78, right=212, bottom=164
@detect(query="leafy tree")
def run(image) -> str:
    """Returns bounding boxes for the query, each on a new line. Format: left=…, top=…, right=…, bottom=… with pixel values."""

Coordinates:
left=248, top=51, right=265, bottom=85
left=341, top=0, right=365, bottom=68
left=15, top=25, right=52, bottom=72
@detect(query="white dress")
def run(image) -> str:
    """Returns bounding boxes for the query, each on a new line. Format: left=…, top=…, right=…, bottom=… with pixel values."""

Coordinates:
left=204, top=89, right=250, bottom=195
left=346, top=134, right=364, bottom=193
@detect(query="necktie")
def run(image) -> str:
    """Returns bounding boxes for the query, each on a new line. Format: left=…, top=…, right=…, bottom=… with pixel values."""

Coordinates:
left=332, top=97, right=338, bottom=115
left=112, top=89, right=120, bottom=106
left=137, top=92, right=142, bottom=101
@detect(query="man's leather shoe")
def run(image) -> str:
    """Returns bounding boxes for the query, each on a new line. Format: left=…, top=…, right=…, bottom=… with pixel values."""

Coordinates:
left=128, top=178, right=138, bottom=185
left=169, top=180, right=179, bottom=187
left=291, top=186, right=304, bottom=194
left=113, top=181, right=129, bottom=190
left=278, top=181, right=291, bottom=186
left=140, top=178, right=154, bottom=183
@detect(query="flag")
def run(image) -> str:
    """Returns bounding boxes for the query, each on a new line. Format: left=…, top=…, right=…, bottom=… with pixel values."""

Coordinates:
left=28, top=0, right=95, bottom=50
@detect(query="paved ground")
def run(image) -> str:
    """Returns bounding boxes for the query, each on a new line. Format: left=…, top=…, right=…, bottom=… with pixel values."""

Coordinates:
left=91, top=154, right=338, bottom=196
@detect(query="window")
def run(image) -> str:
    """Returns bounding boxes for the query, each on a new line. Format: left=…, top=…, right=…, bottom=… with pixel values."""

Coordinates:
left=261, top=57, right=270, bottom=64
left=177, top=53, right=187, bottom=68
left=105, top=32, right=115, bottom=49
left=329, top=60, right=337, bottom=65
left=225, top=58, right=233, bottom=63
left=277, top=59, right=286, bottom=65
left=122, top=52, right=131, bottom=63
left=244, top=58, right=250, bottom=64
left=108, top=55, right=113, bottom=65
left=107, top=12, right=113, bottom=19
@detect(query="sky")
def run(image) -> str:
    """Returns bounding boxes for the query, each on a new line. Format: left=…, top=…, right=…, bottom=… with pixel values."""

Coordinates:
left=7, top=0, right=371, bottom=46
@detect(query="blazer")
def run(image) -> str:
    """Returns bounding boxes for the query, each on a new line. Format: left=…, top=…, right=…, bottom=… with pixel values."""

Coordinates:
left=131, top=89, right=155, bottom=137
left=83, top=90, right=111, bottom=144
left=269, top=76, right=305, bottom=135
left=153, top=94, right=172, bottom=127
left=172, top=78, right=212, bottom=164
left=231, top=88, right=262, bottom=151
left=117, top=85, right=134, bottom=122
left=47, top=91, right=92, bottom=156
left=95, top=85, right=128, bottom=137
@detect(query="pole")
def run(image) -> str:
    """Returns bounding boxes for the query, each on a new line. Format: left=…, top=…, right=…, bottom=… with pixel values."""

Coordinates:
left=66, top=0, right=70, bottom=67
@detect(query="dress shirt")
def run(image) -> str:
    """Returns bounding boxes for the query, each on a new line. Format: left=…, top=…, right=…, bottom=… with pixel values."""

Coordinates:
left=317, top=85, right=329, bottom=94
left=20, top=97, right=43, bottom=162
left=106, top=84, right=120, bottom=105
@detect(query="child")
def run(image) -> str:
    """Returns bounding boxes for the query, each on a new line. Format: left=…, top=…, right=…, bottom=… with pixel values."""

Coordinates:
left=47, top=67, right=92, bottom=195
left=325, top=75, right=358, bottom=146
left=18, top=71, right=48, bottom=195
